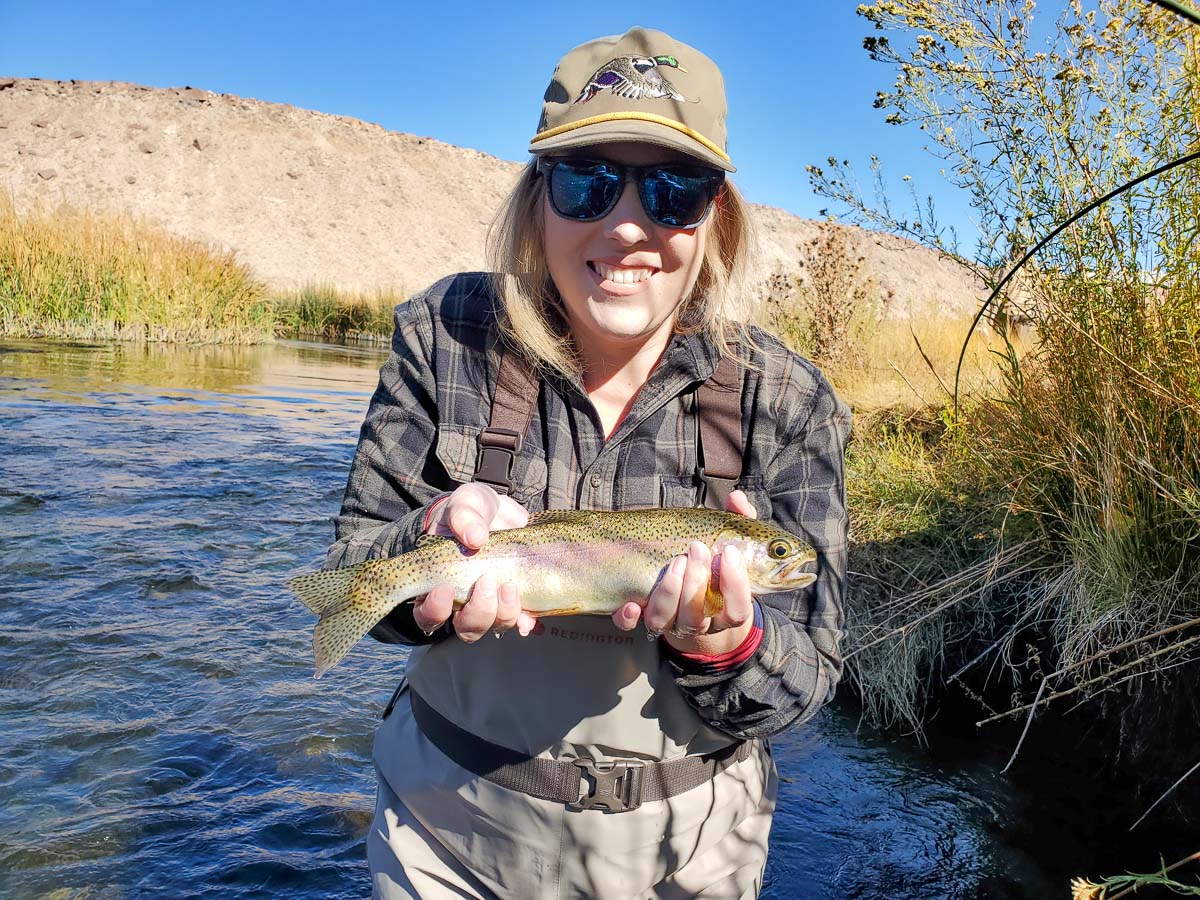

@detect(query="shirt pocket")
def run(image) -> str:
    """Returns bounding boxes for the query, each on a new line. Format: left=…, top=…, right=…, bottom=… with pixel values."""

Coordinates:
left=434, top=424, right=478, bottom=485
left=433, top=424, right=548, bottom=507
left=657, top=473, right=773, bottom=519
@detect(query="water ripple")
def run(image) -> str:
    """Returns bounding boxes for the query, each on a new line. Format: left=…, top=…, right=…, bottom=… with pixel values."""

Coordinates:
left=0, top=339, right=1184, bottom=899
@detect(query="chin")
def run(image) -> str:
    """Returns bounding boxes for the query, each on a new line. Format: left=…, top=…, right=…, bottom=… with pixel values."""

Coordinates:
left=585, top=307, right=658, bottom=342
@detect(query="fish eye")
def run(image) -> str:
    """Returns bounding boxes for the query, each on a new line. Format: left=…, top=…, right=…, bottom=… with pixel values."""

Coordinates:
left=769, top=539, right=790, bottom=559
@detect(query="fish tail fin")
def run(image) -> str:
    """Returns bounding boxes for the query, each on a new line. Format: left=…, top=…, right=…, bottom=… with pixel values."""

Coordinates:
left=288, top=562, right=385, bottom=679
left=289, top=565, right=362, bottom=618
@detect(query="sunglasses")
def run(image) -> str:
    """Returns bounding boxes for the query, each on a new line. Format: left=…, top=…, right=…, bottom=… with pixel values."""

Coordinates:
left=536, top=157, right=725, bottom=229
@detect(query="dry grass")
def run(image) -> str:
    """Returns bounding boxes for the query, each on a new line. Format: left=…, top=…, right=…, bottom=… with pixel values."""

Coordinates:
left=762, top=209, right=1200, bottom=759
left=0, top=195, right=272, bottom=343
left=758, top=223, right=1020, bottom=413
left=269, top=283, right=401, bottom=342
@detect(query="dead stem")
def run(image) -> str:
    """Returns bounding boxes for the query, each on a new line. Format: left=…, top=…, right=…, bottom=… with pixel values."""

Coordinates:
left=977, top=634, right=1200, bottom=727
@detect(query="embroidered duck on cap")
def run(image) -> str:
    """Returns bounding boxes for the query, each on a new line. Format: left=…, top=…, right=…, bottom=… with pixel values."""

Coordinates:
left=573, top=55, right=690, bottom=105
left=529, top=27, right=736, bottom=173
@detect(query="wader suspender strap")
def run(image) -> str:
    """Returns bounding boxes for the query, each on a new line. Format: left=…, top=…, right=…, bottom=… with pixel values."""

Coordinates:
left=474, top=351, right=744, bottom=503
left=694, top=354, right=743, bottom=510
left=474, top=352, right=539, bottom=495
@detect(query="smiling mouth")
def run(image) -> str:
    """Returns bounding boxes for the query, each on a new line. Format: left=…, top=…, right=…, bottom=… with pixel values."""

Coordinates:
left=588, top=261, right=657, bottom=284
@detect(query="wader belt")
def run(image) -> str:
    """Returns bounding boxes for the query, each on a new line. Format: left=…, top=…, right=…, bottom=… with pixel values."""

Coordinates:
left=474, top=351, right=744, bottom=508
left=410, top=690, right=754, bottom=813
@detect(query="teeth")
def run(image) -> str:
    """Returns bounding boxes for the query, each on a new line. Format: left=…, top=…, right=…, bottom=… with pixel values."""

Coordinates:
left=593, top=262, right=654, bottom=284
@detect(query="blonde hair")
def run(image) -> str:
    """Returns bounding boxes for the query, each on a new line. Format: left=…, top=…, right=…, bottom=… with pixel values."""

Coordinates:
left=486, top=159, right=757, bottom=380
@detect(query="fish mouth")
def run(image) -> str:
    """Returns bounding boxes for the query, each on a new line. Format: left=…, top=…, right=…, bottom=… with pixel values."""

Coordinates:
left=759, top=556, right=817, bottom=590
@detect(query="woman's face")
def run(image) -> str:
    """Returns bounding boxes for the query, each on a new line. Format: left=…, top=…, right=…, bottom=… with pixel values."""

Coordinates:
left=541, top=142, right=710, bottom=367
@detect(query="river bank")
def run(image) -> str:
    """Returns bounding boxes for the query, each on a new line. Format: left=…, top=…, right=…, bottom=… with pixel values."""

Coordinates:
left=1, top=336, right=1194, bottom=898
left=4, top=202, right=1198, bottom=888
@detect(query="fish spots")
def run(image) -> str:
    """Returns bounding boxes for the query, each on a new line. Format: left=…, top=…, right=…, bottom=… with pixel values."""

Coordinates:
left=294, top=508, right=814, bottom=676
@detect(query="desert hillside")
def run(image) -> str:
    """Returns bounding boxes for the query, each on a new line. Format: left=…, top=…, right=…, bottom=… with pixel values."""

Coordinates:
left=0, top=77, right=985, bottom=318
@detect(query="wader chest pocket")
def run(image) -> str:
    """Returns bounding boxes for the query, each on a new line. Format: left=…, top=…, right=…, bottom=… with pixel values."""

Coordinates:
left=658, top=474, right=772, bottom=518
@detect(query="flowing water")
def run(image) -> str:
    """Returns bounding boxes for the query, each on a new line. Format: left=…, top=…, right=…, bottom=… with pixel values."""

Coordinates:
left=0, top=339, right=1186, bottom=899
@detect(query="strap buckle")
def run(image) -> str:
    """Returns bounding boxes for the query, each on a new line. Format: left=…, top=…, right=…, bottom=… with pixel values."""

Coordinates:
left=694, top=466, right=737, bottom=511
left=474, top=428, right=522, bottom=496
left=568, top=757, right=645, bottom=813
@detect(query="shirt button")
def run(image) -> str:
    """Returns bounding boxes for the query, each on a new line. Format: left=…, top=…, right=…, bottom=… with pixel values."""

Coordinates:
left=590, top=474, right=601, bottom=488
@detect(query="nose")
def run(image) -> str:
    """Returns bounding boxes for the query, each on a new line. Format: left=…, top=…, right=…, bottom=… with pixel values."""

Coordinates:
left=604, top=173, right=651, bottom=246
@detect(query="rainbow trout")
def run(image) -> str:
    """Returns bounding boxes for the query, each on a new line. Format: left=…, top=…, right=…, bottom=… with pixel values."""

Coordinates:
left=289, top=508, right=817, bottom=678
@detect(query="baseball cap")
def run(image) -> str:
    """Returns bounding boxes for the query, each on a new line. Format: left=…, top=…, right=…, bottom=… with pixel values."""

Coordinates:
left=528, top=26, right=735, bottom=173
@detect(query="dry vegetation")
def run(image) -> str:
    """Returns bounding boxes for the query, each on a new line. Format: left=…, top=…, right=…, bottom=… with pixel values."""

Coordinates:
left=804, top=0, right=1200, bottom=806
left=0, top=196, right=406, bottom=343
left=0, top=195, right=272, bottom=343
left=270, top=283, right=402, bottom=343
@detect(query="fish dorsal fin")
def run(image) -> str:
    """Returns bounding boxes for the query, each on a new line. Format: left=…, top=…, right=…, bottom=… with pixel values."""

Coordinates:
left=526, top=510, right=593, bottom=527
left=414, top=533, right=438, bottom=548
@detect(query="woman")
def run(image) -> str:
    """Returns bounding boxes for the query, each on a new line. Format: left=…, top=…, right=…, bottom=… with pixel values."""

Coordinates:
left=327, top=27, right=850, bottom=899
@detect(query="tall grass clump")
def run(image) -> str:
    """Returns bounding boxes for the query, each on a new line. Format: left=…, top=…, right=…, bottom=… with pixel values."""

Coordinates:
left=0, top=196, right=271, bottom=343
left=271, top=283, right=402, bottom=342
left=809, top=0, right=1200, bottom=767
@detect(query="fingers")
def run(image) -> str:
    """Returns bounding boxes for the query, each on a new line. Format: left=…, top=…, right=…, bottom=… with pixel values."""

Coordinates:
left=724, top=489, right=758, bottom=519
left=453, top=572, right=501, bottom=642
left=412, top=582, right=455, bottom=635
left=493, top=496, right=530, bottom=531
left=612, top=600, right=642, bottom=632
left=427, top=484, right=530, bottom=550
left=516, top=611, right=538, bottom=637
left=644, top=542, right=713, bottom=636
left=440, top=575, right=530, bottom=643
left=447, top=494, right=495, bottom=550
left=494, top=581, right=522, bottom=632
left=672, top=542, right=714, bottom=636
left=712, top=544, right=753, bottom=633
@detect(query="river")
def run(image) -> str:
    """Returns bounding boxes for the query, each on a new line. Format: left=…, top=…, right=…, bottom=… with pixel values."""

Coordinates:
left=0, top=338, right=1186, bottom=898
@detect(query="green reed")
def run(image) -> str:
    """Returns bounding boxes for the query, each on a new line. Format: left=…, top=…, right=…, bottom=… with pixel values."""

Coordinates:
left=270, top=283, right=402, bottom=342
left=0, top=195, right=272, bottom=343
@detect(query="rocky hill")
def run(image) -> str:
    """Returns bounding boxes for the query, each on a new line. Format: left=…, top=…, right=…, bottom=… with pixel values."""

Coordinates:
left=0, top=77, right=985, bottom=318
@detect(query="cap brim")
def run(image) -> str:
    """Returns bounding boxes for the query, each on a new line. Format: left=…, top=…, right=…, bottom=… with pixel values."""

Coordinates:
left=529, top=119, right=735, bottom=173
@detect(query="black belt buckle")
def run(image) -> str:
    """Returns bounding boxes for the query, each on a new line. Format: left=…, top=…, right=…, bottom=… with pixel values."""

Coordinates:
left=568, top=757, right=644, bottom=813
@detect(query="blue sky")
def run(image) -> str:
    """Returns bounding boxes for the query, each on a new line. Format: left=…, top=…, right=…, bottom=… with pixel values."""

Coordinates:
left=0, top=0, right=979, bottom=245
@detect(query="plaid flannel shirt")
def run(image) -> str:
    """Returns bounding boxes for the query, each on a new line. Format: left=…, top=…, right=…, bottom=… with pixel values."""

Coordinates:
left=327, top=273, right=851, bottom=739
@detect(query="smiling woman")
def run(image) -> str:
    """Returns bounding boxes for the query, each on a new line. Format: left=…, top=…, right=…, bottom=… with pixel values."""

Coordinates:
left=311, top=25, right=851, bottom=900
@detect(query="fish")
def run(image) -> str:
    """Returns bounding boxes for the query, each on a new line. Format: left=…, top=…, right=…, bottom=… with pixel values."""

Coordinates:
left=289, top=508, right=818, bottom=678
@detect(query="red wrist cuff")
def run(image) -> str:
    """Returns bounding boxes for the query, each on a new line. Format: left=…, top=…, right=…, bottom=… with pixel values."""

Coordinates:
left=421, top=495, right=450, bottom=534
left=662, top=604, right=764, bottom=674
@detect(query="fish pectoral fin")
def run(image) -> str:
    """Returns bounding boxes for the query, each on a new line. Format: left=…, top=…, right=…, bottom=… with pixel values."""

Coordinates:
left=703, top=586, right=724, bottom=618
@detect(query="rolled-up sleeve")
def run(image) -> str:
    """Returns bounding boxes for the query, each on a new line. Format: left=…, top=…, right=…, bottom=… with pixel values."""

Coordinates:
left=667, top=381, right=851, bottom=739
left=325, top=294, right=451, bottom=645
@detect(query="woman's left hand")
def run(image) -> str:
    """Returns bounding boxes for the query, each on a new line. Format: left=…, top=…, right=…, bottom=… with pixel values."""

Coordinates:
left=612, top=490, right=758, bottom=655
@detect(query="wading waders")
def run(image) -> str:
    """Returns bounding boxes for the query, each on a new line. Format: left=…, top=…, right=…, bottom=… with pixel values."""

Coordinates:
left=369, top=351, right=777, bottom=900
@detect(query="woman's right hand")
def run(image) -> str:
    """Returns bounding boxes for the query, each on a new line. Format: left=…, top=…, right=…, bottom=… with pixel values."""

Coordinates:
left=412, top=483, right=537, bottom=641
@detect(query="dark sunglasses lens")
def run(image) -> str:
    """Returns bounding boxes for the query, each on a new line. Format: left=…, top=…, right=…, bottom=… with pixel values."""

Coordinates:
left=641, top=167, right=720, bottom=227
left=549, top=162, right=622, bottom=220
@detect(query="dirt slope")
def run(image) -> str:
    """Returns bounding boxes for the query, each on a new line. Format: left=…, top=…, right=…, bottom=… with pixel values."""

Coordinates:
left=0, top=77, right=985, bottom=316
